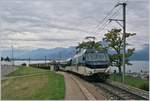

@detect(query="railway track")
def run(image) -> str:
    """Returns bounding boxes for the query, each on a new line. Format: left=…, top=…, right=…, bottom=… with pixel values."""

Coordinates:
left=61, top=71, right=149, bottom=100
left=94, top=82, right=149, bottom=100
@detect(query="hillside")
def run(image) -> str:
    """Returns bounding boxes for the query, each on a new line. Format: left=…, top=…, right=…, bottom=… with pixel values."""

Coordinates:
left=1, top=45, right=149, bottom=60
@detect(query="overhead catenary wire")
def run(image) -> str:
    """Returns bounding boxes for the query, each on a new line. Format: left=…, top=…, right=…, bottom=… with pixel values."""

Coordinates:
left=93, top=6, right=122, bottom=35
left=94, top=6, right=116, bottom=30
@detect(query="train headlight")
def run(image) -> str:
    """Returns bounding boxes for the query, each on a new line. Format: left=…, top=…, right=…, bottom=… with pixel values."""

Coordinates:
left=88, top=71, right=92, bottom=74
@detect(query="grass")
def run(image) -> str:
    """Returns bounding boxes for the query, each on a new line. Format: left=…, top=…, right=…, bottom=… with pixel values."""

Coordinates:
left=109, top=73, right=149, bottom=91
left=6, top=66, right=50, bottom=77
left=32, top=72, right=65, bottom=100
left=1, top=66, right=65, bottom=100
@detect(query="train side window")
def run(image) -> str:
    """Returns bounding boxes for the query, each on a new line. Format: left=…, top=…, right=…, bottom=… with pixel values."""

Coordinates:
left=70, top=59, right=72, bottom=64
left=83, top=56, right=85, bottom=61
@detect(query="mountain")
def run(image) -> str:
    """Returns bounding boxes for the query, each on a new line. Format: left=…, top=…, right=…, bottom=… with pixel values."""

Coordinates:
left=107, top=45, right=149, bottom=61
left=18, top=47, right=76, bottom=60
left=1, top=47, right=76, bottom=60
left=1, top=49, right=30, bottom=58
left=1, top=45, right=149, bottom=60
left=130, top=45, right=149, bottom=60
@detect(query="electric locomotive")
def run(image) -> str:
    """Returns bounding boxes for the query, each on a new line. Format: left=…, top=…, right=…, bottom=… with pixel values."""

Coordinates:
left=60, top=49, right=110, bottom=80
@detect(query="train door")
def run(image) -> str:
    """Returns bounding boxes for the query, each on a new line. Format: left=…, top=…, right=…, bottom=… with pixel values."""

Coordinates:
left=76, top=58, right=78, bottom=71
left=54, top=64, right=59, bottom=71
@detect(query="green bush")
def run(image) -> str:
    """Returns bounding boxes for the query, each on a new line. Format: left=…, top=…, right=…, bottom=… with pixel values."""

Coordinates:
left=110, top=73, right=149, bottom=91
left=139, top=83, right=149, bottom=91
left=22, top=63, right=27, bottom=66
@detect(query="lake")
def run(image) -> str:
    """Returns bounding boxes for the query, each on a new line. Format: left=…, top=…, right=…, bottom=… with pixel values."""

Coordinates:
left=14, top=60, right=149, bottom=73
left=110, top=61, right=149, bottom=73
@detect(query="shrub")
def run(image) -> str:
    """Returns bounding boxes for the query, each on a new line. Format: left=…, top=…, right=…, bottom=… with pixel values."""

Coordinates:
left=139, top=83, right=149, bottom=91
left=22, top=63, right=27, bottom=66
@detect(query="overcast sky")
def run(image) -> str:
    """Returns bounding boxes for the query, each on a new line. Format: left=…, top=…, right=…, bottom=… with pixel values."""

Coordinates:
left=0, top=0, right=149, bottom=51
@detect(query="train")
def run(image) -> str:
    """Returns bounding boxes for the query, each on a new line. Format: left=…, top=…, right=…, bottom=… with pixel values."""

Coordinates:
left=59, top=49, right=110, bottom=81
left=29, top=48, right=110, bottom=81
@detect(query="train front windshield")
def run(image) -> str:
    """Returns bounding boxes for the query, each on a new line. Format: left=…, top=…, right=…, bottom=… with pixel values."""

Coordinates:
left=86, top=52, right=108, bottom=61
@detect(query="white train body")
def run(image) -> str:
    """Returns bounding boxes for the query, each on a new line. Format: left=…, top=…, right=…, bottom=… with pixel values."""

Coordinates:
left=61, top=49, right=110, bottom=77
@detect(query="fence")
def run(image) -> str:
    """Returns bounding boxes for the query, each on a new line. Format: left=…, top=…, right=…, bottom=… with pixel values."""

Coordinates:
left=1, top=61, right=16, bottom=77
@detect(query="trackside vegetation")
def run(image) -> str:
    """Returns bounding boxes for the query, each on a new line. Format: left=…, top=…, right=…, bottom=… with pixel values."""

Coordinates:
left=109, top=73, right=149, bottom=91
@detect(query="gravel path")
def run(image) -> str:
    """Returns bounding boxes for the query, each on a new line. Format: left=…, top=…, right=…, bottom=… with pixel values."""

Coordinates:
left=59, top=72, right=87, bottom=100
left=58, top=71, right=106, bottom=100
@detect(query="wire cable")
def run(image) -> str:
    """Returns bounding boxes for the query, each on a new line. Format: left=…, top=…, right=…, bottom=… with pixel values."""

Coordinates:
left=94, top=6, right=116, bottom=30
left=93, top=6, right=122, bottom=35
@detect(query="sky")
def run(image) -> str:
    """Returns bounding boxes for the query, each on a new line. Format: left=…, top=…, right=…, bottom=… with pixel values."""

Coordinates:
left=0, top=0, right=149, bottom=51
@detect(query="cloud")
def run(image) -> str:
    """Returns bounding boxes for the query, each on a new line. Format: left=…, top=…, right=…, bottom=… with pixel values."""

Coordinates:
left=0, top=0, right=149, bottom=51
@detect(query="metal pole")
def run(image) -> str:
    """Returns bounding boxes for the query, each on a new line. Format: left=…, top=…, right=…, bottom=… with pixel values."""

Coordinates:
left=108, top=2, right=127, bottom=83
left=11, top=45, right=14, bottom=66
left=45, top=56, right=46, bottom=66
left=59, top=52, right=61, bottom=60
left=29, top=57, right=30, bottom=66
left=122, top=3, right=126, bottom=84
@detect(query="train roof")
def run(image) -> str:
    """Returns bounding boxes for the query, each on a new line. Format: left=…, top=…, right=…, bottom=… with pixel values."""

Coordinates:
left=74, top=49, right=106, bottom=58
left=74, top=49, right=86, bottom=58
left=77, top=48, right=106, bottom=53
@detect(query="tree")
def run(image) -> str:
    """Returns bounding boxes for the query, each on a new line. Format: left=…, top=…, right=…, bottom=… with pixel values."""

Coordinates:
left=1, top=57, right=4, bottom=61
left=76, top=41, right=103, bottom=52
left=103, top=28, right=136, bottom=74
left=22, top=63, right=27, bottom=66
left=4, top=56, right=10, bottom=61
